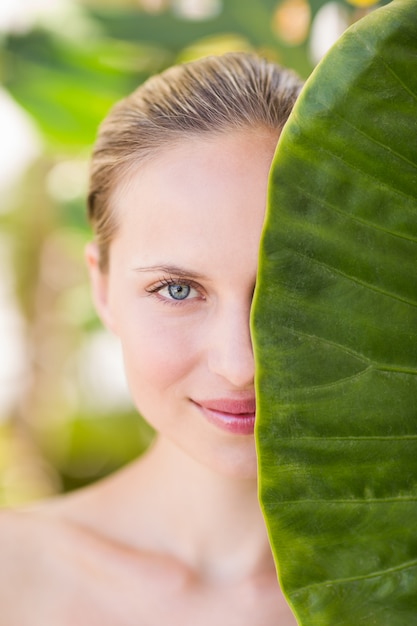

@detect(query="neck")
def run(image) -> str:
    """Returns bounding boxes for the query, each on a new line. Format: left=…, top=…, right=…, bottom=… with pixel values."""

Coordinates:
left=113, top=436, right=275, bottom=582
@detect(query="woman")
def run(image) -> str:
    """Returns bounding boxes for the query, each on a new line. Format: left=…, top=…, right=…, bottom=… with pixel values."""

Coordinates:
left=0, top=52, right=302, bottom=624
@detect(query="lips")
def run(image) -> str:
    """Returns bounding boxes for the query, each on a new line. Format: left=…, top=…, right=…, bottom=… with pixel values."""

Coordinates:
left=192, top=397, right=256, bottom=435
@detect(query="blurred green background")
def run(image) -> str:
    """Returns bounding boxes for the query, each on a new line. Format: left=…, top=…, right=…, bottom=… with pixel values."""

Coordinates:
left=0, top=0, right=388, bottom=505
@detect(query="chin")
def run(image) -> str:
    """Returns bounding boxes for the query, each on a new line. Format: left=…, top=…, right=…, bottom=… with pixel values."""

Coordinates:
left=192, top=443, right=259, bottom=481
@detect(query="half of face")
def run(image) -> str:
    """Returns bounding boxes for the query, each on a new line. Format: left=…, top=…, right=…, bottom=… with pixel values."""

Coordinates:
left=86, top=128, right=279, bottom=478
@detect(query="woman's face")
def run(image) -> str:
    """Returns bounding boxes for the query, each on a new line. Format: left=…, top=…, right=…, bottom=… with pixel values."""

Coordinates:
left=88, top=129, right=278, bottom=479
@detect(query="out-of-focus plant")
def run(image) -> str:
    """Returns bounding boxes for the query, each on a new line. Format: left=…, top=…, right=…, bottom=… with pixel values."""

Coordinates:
left=0, top=0, right=389, bottom=504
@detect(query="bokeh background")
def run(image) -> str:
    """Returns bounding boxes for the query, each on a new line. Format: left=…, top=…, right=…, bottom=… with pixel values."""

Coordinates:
left=0, top=0, right=388, bottom=505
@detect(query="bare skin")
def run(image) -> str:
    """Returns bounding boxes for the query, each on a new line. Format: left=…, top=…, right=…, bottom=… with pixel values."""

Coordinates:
left=0, top=131, right=298, bottom=625
left=0, top=515, right=291, bottom=626
left=2, top=438, right=296, bottom=626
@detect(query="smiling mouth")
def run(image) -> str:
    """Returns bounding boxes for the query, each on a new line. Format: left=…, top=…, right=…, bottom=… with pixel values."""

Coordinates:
left=191, top=398, right=256, bottom=435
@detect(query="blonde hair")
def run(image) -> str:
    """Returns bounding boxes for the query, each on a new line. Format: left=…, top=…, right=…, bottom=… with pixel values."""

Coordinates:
left=88, top=52, right=303, bottom=270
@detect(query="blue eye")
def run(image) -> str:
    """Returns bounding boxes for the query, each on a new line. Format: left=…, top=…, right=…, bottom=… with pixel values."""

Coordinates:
left=168, top=283, right=191, bottom=300
left=146, top=277, right=202, bottom=304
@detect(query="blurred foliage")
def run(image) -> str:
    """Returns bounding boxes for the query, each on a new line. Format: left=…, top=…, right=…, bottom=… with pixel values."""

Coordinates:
left=0, top=0, right=390, bottom=505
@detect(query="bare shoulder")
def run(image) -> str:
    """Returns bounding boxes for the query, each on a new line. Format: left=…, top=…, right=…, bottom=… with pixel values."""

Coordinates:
left=32, top=494, right=190, bottom=581
left=0, top=506, right=296, bottom=626
left=6, top=482, right=296, bottom=626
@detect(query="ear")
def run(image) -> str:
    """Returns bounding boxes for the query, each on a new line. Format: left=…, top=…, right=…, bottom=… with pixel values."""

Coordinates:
left=85, top=242, right=117, bottom=334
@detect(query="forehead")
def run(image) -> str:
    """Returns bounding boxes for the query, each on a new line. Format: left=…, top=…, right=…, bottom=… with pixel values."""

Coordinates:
left=109, top=129, right=278, bottom=270
left=113, top=128, right=278, bottom=215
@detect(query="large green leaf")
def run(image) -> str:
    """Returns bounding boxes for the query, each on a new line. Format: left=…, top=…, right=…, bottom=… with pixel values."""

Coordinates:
left=253, top=0, right=417, bottom=623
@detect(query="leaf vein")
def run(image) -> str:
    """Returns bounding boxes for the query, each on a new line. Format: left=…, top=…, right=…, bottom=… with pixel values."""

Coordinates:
left=291, top=559, right=417, bottom=597
left=292, top=249, right=417, bottom=309
left=284, top=326, right=371, bottom=366
left=315, top=105, right=417, bottom=171
left=274, top=496, right=417, bottom=505
left=293, top=183, right=417, bottom=245
left=283, top=435, right=417, bottom=441
left=354, top=29, right=417, bottom=103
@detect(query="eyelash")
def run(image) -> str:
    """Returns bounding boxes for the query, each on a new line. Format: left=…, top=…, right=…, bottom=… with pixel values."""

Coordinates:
left=145, top=277, right=204, bottom=305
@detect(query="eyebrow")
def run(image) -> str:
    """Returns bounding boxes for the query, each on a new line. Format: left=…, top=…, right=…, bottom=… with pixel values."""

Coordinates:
left=131, top=264, right=210, bottom=281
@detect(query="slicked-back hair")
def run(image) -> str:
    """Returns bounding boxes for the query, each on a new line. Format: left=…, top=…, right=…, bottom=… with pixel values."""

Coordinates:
left=87, top=52, right=303, bottom=270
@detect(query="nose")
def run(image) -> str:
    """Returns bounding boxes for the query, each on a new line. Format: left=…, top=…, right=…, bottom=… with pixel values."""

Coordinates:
left=207, top=301, right=255, bottom=389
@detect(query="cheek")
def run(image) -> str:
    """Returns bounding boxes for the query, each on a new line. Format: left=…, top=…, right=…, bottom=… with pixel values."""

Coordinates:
left=117, top=312, right=200, bottom=405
